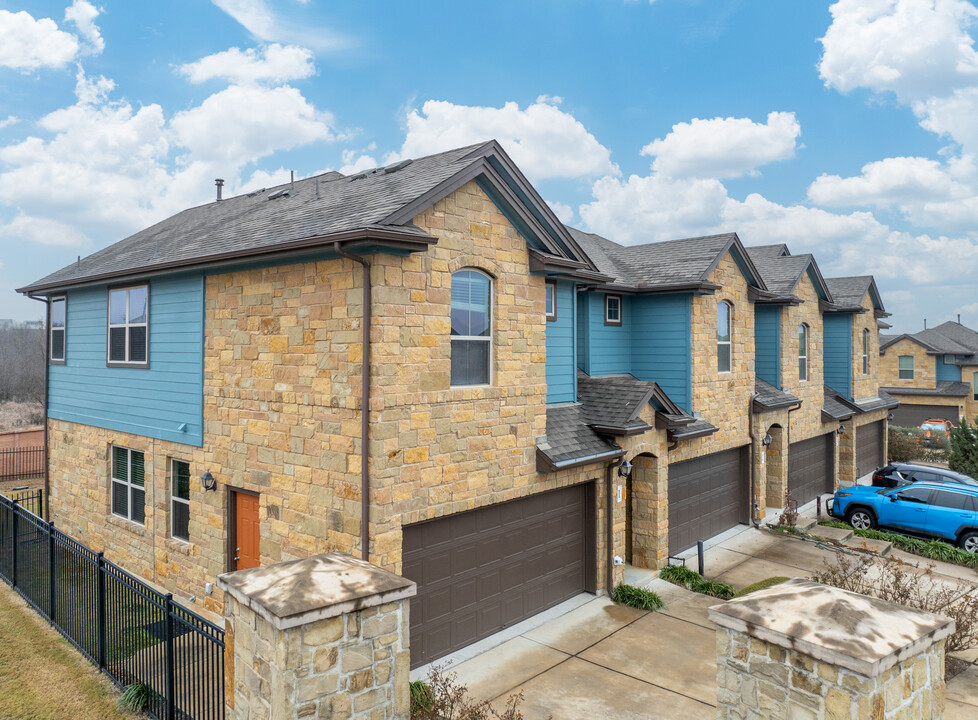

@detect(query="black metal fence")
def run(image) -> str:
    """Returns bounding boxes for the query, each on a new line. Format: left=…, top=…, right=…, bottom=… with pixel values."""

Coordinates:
left=0, top=493, right=225, bottom=720
left=4, top=487, right=43, bottom=517
left=0, top=445, right=44, bottom=479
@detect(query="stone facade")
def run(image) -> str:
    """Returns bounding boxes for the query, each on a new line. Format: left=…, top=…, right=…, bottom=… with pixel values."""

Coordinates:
left=880, top=338, right=936, bottom=390
left=715, top=626, right=947, bottom=720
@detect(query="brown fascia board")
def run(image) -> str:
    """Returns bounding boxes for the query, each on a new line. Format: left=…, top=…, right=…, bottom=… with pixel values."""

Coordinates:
left=18, top=226, right=436, bottom=295
left=700, top=233, right=769, bottom=292
left=654, top=412, right=695, bottom=430
left=589, top=422, right=652, bottom=437
left=822, top=409, right=854, bottom=422
left=528, top=250, right=615, bottom=283
left=753, top=397, right=802, bottom=412
left=650, top=384, right=684, bottom=416
left=595, top=280, right=722, bottom=296
left=668, top=424, right=718, bottom=442
left=805, top=258, right=835, bottom=305
left=535, top=446, right=624, bottom=473
left=880, top=334, right=942, bottom=355
left=820, top=300, right=868, bottom=314
left=874, top=308, right=892, bottom=318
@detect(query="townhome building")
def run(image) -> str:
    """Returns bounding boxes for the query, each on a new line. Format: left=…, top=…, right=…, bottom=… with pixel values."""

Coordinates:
left=19, top=140, right=895, bottom=670
left=879, top=320, right=978, bottom=427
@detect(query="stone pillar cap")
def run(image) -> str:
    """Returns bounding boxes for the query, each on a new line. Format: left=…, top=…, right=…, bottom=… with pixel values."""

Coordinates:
left=708, top=578, right=954, bottom=678
left=217, top=552, right=417, bottom=630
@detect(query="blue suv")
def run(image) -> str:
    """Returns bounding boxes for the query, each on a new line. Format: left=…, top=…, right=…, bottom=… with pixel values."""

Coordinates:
left=829, top=482, right=978, bottom=553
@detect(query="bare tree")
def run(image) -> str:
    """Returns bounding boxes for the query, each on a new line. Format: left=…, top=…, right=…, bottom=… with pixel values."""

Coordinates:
left=0, top=324, right=45, bottom=403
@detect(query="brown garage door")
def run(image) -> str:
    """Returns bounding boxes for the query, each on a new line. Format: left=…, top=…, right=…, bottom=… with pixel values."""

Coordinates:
left=668, top=447, right=748, bottom=554
left=788, top=434, right=834, bottom=507
left=402, top=483, right=595, bottom=668
left=857, top=421, right=885, bottom=478
left=891, top=404, right=958, bottom=428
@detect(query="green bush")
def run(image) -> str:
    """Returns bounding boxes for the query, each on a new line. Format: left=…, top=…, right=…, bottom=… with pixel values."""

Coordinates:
left=949, top=417, right=978, bottom=479
left=119, top=683, right=156, bottom=713
left=612, top=583, right=664, bottom=611
left=410, top=681, right=434, bottom=716
left=659, top=564, right=735, bottom=599
left=732, top=576, right=789, bottom=598
left=818, top=521, right=978, bottom=569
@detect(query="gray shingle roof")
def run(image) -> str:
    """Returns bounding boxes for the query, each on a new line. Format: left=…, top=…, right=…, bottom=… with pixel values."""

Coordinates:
left=754, top=379, right=801, bottom=411
left=536, top=404, right=623, bottom=470
left=913, top=322, right=978, bottom=356
left=882, top=381, right=971, bottom=398
left=669, top=417, right=719, bottom=440
left=824, top=276, right=873, bottom=308
left=745, top=249, right=817, bottom=298
left=823, top=386, right=859, bottom=421
left=566, top=228, right=764, bottom=291
left=853, top=391, right=899, bottom=411
left=576, top=371, right=655, bottom=432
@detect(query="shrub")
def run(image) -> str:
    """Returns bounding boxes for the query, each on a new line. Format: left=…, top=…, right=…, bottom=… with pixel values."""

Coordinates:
left=696, top=580, right=736, bottom=599
left=612, top=583, right=663, bottom=610
left=659, top=565, right=735, bottom=599
left=410, top=666, right=542, bottom=720
left=733, top=576, right=789, bottom=598
left=812, top=554, right=978, bottom=655
left=774, top=491, right=799, bottom=529
left=819, top=521, right=978, bottom=569
left=949, top=417, right=978, bottom=480
left=119, top=683, right=156, bottom=712
left=888, top=425, right=926, bottom=463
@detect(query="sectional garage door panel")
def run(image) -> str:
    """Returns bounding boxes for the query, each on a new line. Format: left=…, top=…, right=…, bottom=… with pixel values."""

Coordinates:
left=891, top=404, right=959, bottom=429
left=403, top=483, right=594, bottom=669
left=788, top=434, right=834, bottom=507
left=668, top=447, right=749, bottom=554
left=856, top=421, right=885, bottom=478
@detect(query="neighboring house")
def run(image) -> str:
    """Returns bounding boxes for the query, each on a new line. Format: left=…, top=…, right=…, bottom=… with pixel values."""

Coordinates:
left=18, top=139, right=895, bottom=671
left=879, top=320, right=978, bottom=427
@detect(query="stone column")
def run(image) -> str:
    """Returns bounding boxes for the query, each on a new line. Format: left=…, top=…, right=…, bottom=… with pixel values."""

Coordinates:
left=764, top=426, right=787, bottom=509
left=709, top=578, right=954, bottom=720
left=838, top=423, right=856, bottom=487
left=629, top=455, right=668, bottom=570
left=218, top=552, right=417, bottom=720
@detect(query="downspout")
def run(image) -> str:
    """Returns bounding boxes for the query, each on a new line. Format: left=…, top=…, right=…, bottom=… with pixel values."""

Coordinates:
left=748, top=392, right=758, bottom=527
left=27, top=295, right=49, bottom=520
left=334, top=242, right=371, bottom=562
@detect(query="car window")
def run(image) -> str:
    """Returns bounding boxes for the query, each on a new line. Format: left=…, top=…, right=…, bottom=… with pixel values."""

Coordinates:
left=931, top=490, right=976, bottom=511
left=920, top=423, right=945, bottom=431
left=910, top=471, right=941, bottom=483
left=947, top=474, right=978, bottom=486
left=895, top=487, right=932, bottom=504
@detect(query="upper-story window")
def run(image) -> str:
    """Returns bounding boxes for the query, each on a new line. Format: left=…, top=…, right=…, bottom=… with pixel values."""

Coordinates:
left=798, top=323, right=809, bottom=382
left=605, top=295, right=622, bottom=326
left=717, top=301, right=732, bottom=373
left=450, top=269, right=492, bottom=386
left=545, top=281, right=556, bottom=321
left=111, top=445, right=145, bottom=525
left=862, top=329, right=870, bottom=375
left=50, top=296, right=66, bottom=364
left=898, top=355, right=914, bottom=380
left=108, top=286, right=148, bottom=366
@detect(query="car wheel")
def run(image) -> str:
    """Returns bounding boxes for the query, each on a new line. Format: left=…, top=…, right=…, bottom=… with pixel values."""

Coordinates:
left=959, top=532, right=978, bottom=554
left=846, top=507, right=876, bottom=530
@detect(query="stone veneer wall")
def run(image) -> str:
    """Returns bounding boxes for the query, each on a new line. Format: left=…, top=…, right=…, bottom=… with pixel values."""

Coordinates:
left=715, top=626, right=946, bottom=719
left=880, top=338, right=936, bottom=390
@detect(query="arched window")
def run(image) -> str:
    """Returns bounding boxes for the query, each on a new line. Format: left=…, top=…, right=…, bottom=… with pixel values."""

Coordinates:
left=717, top=301, right=732, bottom=373
left=450, top=269, right=492, bottom=386
left=798, top=323, right=809, bottom=382
left=862, top=329, right=870, bottom=375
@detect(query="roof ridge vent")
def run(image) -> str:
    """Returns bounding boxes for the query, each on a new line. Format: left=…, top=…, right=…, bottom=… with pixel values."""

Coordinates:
left=267, top=187, right=290, bottom=200
left=381, top=159, right=413, bottom=174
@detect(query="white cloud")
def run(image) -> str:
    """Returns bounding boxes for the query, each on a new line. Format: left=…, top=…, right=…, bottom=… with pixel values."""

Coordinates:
left=640, top=112, right=801, bottom=179
left=64, top=0, right=104, bottom=56
left=807, top=156, right=970, bottom=207
left=546, top=200, right=574, bottom=224
left=0, top=117, right=18, bottom=129
left=0, top=9, right=79, bottom=71
left=391, top=98, right=619, bottom=183
left=179, top=44, right=315, bottom=85
left=0, top=215, right=88, bottom=247
left=210, top=0, right=352, bottom=51
left=338, top=150, right=377, bottom=175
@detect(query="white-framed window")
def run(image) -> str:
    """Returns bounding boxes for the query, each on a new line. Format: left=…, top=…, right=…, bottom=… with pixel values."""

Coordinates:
left=798, top=323, right=809, bottom=382
left=450, top=269, right=492, bottom=386
left=605, top=295, right=622, bottom=326
left=171, top=459, right=190, bottom=542
left=545, top=281, right=556, bottom=321
left=50, top=296, right=66, bottom=363
left=898, top=355, right=914, bottom=380
left=108, top=285, right=149, bottom=365
left=862, top=329, right=870, bottom=375
left=717, top=301, right=732, bottom=373
left=111, top=446, right=145, bottom=525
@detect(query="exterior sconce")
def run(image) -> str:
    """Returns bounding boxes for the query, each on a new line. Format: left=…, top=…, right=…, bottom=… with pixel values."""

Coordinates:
left=618, top=459, right=633, bottom=478
left=837, top=425, right=846, bottom=435
left=201, top=471, right=218, bottom=492
left=888, top=413, right=895, bottom=421
left=762, top=434, right=773, bottom=447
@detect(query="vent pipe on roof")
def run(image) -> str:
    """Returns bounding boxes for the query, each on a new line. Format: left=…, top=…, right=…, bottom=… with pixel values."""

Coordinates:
left=290, top=170, right=294, bottom=192
left=215, top=178, right=224, bottom=202
left=924, top=319, right=927, bottom=329
left=958, top=314, right=962, bottom=324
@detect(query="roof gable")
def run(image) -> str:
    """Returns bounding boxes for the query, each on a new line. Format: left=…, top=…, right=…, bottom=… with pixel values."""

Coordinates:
left=745, top=246, right=832, bottom=302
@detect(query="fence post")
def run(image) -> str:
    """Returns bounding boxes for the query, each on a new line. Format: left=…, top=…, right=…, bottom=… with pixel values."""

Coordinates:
left=39, top=489, right=44, bottom=521
left=48, top=521, right=56, bottom=624
left=11, top=500, right=18, bottom=590
left=96, top=552, right=106, bottom=671
left=164, top=593, right=175, bottom=720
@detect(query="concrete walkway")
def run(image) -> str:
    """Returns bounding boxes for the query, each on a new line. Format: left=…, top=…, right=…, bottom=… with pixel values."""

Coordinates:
left=436, top=519, right=978, bottom=719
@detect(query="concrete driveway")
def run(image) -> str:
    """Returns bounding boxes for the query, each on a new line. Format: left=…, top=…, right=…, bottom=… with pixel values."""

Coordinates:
left=430, top=525, right=978, bottom=720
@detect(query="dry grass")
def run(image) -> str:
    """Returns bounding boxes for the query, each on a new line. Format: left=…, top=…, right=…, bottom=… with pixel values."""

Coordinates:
left=0, top=401, right=44, bottom=432
left=0, top=581, right=134, bottom=719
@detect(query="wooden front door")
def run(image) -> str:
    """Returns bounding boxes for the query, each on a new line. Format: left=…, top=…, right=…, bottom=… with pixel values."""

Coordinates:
left=233, top=491, right=260, bottom=571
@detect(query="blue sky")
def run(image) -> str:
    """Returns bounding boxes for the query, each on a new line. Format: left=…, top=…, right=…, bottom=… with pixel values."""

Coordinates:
left=1, top=0, right=977, bottom=335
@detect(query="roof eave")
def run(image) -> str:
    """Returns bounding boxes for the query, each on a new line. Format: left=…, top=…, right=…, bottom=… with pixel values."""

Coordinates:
left=535, top=446, right=625, bottom=474
left=17, top=226, right=436, bottom=295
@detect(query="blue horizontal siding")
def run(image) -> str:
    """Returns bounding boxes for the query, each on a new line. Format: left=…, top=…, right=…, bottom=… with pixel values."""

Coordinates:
left=631, top=294, right=692, bottom=412
left=823, top=313, right=852, bottom=399
left=49, top=274, right=204, bottom=446
left=586, top=292, right=632, bottom=376
left=937, top=356, right=962, bottom=382
left=545, top=280, right=576, bottom=403
left=755, top=305, right=781, bottom=388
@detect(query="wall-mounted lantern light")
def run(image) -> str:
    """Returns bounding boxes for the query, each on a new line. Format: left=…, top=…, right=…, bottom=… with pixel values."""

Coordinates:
left=201, top=471, right=217, bottom=492
left=888, top=413, right=895, bottom=421
left=762, top=434, right=773, bottom=447
left=618, top=459, right=633, bottom=478
left=837, top=425, right=846, bottom=435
